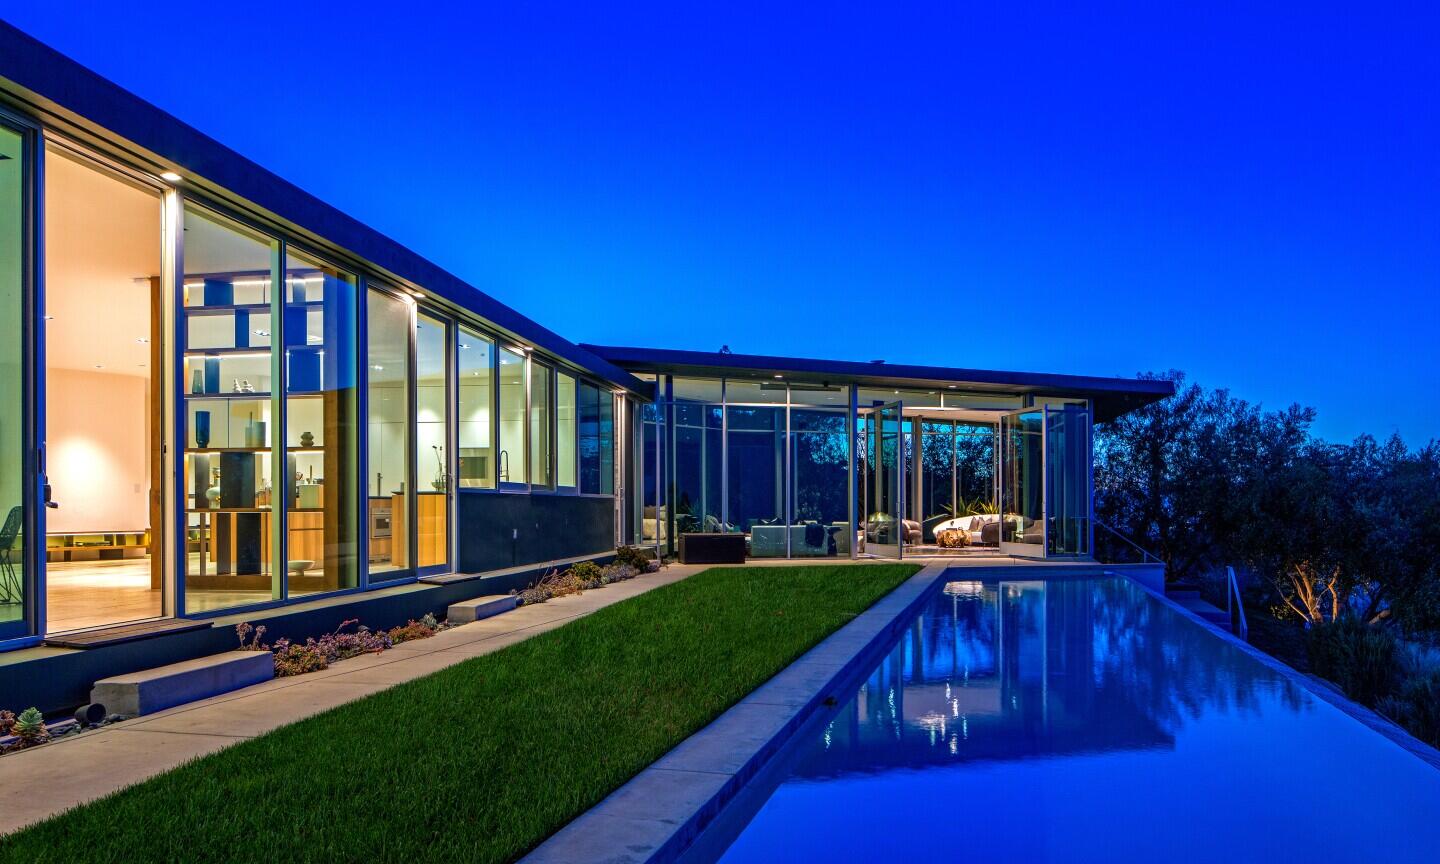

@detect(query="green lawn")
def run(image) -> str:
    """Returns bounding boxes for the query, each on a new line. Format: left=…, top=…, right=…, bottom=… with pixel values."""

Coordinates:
left=0, top=563, right=919, bottom=863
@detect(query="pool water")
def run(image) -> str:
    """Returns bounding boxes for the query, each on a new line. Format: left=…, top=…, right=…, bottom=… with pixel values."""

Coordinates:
left=706, top=577, right=1440, bottom=863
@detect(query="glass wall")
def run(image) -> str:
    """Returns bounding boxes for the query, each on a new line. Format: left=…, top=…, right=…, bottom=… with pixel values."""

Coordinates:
left=577, top=382, right=615, bottom=497
left=920, top=420, right=956, bottom=540
left=726, top=404, right=784, bottom=555
left=957, top=423, right=996, bottom=507
left=0, top=125, right=25, bottom=635
left=1046, top=404, right=1091, bottom=556
left=414, top=313, right=449, bottom=568
left=672, top=400, right=721, bottom=535
left=789, top=408, right=848, bottom=556
left=182, top=205, right=279, bottom=613
left=457, top=327, right=494, bottom=488
left=497, top=347, right=525, bottom=485
left=1001, top=410, right=1045, bottom=551
left=366, top=288, right=410, bottom=577
left=557, top=372, right=576, bottom=488
left=530, top=362, right=552, bottom=488
left=282, top=248, right=358, bottom=597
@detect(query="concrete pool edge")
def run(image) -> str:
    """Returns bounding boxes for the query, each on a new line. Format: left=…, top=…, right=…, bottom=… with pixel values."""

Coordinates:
left=519, top=559, right=952, bottom=864
left=1135, top=580, right=1440, bottom=773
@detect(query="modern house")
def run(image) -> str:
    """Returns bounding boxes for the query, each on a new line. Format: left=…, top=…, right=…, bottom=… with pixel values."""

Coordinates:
left=0, top=21, right=1172, bottom=710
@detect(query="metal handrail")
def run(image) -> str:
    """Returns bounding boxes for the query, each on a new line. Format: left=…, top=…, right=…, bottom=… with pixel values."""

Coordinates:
left=1225, top=565, right=1249, bottom=641
left=1094, top=519, right=1161, bottom=564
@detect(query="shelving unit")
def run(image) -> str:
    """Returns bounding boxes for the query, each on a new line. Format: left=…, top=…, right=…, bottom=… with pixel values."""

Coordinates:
left=181, top=267, right=350, bottom=597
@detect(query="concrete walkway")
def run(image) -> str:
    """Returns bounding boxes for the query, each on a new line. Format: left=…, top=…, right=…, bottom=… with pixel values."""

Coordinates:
left=0, top=563, right=704, bottom=835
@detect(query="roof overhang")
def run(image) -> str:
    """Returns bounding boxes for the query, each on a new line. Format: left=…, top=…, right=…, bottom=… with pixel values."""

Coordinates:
left=582, top=345, right=1174, bottom=422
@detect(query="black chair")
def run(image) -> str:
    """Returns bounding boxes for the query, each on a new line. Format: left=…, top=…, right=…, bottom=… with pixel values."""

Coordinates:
left=0, top=505, right=22, bottom=605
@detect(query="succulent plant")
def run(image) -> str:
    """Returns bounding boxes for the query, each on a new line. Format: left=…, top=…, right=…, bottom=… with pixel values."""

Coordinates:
left=13, top=707, right=48, bottom=743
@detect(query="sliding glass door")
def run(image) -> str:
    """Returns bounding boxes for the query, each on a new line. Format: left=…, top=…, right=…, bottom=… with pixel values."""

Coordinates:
left=999, top=409, right=1045, bottom=557
left=0, top=120, right=31, bottom=641
left=866, top=402, right=905, bottom=558
left=1045, top=403, right=1092, bottom=557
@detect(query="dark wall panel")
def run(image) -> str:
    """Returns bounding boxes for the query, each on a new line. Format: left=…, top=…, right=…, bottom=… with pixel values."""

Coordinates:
left=457, top=492, right=615, bottom=574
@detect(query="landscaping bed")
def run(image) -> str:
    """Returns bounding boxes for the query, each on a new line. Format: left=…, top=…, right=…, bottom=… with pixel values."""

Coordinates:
left=0, top=563, right=919, bottom=862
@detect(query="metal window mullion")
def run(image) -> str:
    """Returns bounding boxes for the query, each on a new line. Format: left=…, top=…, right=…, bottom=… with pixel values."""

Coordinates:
left=405, top=302, right=418, bottom=571
left=169, top=188, right=187, bottom=617
left=356, top=279, right=370, bottom=589
left=847, top=384, right=856, bottom=560
left=720, top=379, right=728, bottom=532
left=270, top=240, right=286, bottom=601
left=446, top=316, right=458, bottom=567
left=784, top=387, right=791, bottom=558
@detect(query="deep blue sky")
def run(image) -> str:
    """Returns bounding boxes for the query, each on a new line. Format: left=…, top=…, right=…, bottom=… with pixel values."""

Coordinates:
left=7, top=3, right=1437, bottom=443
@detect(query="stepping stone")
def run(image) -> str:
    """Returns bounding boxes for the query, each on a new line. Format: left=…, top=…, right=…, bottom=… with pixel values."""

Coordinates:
left=447, top=594, right=519, bottom=624
left=90, top=650, right=275, bottom=717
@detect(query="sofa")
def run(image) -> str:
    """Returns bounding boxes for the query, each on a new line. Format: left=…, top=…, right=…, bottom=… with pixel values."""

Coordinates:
left=865, top=515, right=921, bottom=546
left=932, top=514, right=1001, bottom=546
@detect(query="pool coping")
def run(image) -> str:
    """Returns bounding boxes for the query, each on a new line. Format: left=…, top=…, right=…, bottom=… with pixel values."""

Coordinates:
left=1135, top=580, right=1440, bottom=773
left=519, top=559, right=952, bottom=864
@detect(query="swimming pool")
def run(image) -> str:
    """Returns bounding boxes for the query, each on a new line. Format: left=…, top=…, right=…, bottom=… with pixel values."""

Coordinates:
left=696, top=576, right=1440, bottom=863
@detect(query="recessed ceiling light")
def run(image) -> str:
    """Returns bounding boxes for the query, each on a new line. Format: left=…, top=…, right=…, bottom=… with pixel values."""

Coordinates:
left=137, top=337, right=149, bottom=344
left=94, top=364, right=104, bottom=369
left=773, top=374, right=783, bottom=379
left=43, top=314, right=54, bottom=321
left=160, top=171, right=182, bottom=182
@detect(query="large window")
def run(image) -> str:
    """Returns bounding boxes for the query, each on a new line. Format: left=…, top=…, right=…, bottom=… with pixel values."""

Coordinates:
left=557, top=372, right=576, bottom=488
left=0, top=125, right=25, bottom=635
left=579, top=381, right=614, bottom=495
left=366, top=288, right=410, bottom=577
left=920, top=420, right=956, bottom=542
left=497, top=347, right=526, bottom=484
left=414, top=313, right=449, bottom=567
left=1002, top=411, right=1044, bottom=547
left=790, top=409, right=848, bottom=556
left=282, top=249, right=358, bottom=598
left=671, top=401, right=721, bottom=533
left=530, top=362, right=552, bottom=488
left=727, top=405, right=784, bottom=554
left=457, top=327, right=494, bottom=488
left=182, top=205, right=279, bottom=613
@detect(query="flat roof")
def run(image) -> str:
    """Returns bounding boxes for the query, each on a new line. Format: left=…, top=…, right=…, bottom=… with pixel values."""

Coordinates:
left=0, top=21, right=646, bottom=396
left=582, top=344, right=1175, bottom=421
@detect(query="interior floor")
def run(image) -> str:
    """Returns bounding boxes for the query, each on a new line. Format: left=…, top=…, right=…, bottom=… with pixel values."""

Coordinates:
left=44, top=558, right=162, bottom=633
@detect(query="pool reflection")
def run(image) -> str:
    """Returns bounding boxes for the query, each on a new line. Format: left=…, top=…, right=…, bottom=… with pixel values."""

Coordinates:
left=711, top=577, right=1440, bottom=864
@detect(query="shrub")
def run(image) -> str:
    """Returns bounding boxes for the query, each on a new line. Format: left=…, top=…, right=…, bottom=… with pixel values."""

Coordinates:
left=569, top=561, right=605, bottom=589
left=235, top=622, right=268, bottom=651
left=613, top=545, right=656, bottom=572
left=1306, top=618, right=1398, bottom=705
left=271, top=639, right=330, bottom=677
left=601, top=563, right=638, bottom=584
left=388, top=617, right=439, bottom=644
left=1377, top=670, right=1440, bottom=748
left=0, top=709, right=14, bottom=736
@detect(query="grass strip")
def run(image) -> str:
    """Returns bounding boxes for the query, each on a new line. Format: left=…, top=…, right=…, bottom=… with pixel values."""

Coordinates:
left=0, top=563, right=919, bottom=863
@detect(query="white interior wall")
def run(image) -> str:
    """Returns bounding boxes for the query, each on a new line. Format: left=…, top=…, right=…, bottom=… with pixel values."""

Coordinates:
left=47, top=367, right=149, bottom=533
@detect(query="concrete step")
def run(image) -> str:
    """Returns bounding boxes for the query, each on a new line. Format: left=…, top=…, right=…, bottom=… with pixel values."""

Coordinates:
left=1167, top=588, right=1202, bottom=601
left=90, top=650, right=274, bottom=717
left=447, top=594, right=520, bottom=625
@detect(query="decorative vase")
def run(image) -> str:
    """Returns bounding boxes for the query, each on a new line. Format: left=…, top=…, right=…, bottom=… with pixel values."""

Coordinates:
left=191, top=368, right=204, bottom=394
left=194, top=410, right=211, bottom=449
left=205, top=484, right=221, bottom=507
left=300, top=431, right=315, bottom=447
